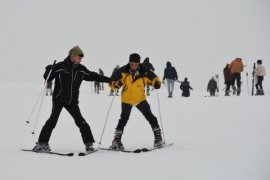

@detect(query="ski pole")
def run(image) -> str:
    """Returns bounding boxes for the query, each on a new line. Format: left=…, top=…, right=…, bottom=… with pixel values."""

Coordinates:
left=26, top=60, right=56, bottom=125
left=98, top=95, right=115, bottom=147
left=26, top=85, right=46, bottom=125
left=156, top=90, right=166, bottom=143
left=30, top=60, right=56, bottom=134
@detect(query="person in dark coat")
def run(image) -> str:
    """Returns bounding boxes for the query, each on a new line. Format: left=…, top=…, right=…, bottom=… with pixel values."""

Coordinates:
left=180, top=77, right=193, bottom=97
left=110, top=65, right=120, bottom=96
left=142, top=57, right=155, bottom=96
left=94, top=80, right=100, bottom=94
left=142, top=57, right=155, bottom=71
left=223, top=64, right=232, bottom=96
left=163, top=61, right=178, bottom=98
left=32, top=46, right=113, bottom=153
left=207, top=77, right=218, bottom=96
left=99, top=68, right=104, bottom=91
left=46, top=79, right=53, bottom=96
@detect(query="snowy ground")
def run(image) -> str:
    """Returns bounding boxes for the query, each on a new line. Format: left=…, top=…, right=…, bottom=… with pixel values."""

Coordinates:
left=0, top=81, right=269, bottom=180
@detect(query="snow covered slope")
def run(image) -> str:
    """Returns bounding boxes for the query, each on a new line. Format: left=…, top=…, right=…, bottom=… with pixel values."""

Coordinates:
left=0, top=81, right=269, bottom=180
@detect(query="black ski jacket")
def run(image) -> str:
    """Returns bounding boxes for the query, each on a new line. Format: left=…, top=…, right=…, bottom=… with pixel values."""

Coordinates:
left=163, top=62, right=178, bottom=80
left=44, top=57, right=111, bottom=105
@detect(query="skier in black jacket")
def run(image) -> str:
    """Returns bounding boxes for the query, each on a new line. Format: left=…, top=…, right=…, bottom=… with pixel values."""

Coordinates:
left=33, top=46, right=113, bottom=153
left=180, top=77, right=193, bottom=97
left=207, top=77, right=218, bottom=96
left=142, top=57, right=155, bottom=96
left=163, top=61, right=178, bottom=98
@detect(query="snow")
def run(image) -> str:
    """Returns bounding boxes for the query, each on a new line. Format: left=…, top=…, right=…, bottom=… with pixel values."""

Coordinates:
left=0, top=81, right=269, bottom=180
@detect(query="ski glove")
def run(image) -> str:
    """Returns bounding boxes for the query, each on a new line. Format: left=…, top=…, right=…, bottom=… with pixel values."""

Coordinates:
left=110, top=81, right=122, bottom=89
left=154, top=81, right=161, bottom=89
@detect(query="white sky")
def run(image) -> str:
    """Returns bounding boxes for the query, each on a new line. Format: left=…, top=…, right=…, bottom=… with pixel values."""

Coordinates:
left=1, top=0, right=269, bottom=90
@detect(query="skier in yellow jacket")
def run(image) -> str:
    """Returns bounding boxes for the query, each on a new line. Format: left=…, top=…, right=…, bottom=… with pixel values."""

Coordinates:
left=110, top=53, right=163, bottom=150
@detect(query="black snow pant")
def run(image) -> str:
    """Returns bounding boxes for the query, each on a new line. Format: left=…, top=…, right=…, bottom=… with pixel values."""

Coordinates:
left=225, top=81, right=231, bottom=91
left=255, top=76, right=264, bottom=90
left=231, top=73, right=241, bottom=89
left=116, top=100, right=160, bottom=131
left=38, top=101, right=95, bottom=145
left=210, top=91, right=216, bottom=96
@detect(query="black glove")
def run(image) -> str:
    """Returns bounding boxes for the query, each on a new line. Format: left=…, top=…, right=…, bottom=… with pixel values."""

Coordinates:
left=154, top=81, right=161, bottom=89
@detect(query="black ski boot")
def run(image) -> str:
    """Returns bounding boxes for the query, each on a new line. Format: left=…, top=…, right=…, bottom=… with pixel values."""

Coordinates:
left=85, top=142, right=94, bottom=152
left=237, top=88, right=241, bottom=96
left=225, top=90, right=230, bottom=96
left=110, top=130, right=124, bottom=150
left=257, top=89, right=264, bottom=95
left=32, top=142, right=51, bottom=152
left=153, top=128, right=163, bottom=148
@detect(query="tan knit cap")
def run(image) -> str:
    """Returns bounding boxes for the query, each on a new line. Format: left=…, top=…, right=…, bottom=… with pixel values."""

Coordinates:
left=69, top=46, right=84, bottom=57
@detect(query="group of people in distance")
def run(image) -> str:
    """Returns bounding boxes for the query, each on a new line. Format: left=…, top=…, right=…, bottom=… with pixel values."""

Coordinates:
left=207, top=58, right=266, bottom=97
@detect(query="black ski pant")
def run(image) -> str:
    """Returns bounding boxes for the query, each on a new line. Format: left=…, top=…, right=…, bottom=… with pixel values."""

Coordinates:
left=210, top=91, right=216, bottom=96
left=38, top=101, right=95, bottom=144
left=116, top=100, right=160, bottom=131
left=231, top=73, right=241, bottom=89
left=255, top=76, right=264, bottom=90
left=225, top=81, right=231, bottom=91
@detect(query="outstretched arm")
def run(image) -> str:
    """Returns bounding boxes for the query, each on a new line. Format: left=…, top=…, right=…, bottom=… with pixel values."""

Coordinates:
left=83, top=67, right=111, bottom=83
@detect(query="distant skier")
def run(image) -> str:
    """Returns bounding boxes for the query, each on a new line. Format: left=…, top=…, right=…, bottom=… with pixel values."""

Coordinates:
left=94, top=80, right=100, bottom=94
left=109, top=65, right=120, bottom=96
left=180, top=77, right=193, bottom=97
left=142, top=57, right=155, bottom=96
left=229, top=58, right=244, bottom=95
left=162, top=61, right=178, bottom=98
left=99, top=68, right=104, bottom=91
left=46, top=80, right=53, bottom=96
left=207, top=77, right=218, bottom=96
left=142, top=57, right=155, bottom=72
left=109, top=53, right=163, bottom=150
left=223, top=64, right=232, bottom=96
left=255, top=60, right=266, bottom=95
left=32, top=46, right=113, bottom=153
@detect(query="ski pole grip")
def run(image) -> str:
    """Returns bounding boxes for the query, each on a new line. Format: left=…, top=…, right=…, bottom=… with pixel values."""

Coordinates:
left=52, top=60, right=57, bottom=67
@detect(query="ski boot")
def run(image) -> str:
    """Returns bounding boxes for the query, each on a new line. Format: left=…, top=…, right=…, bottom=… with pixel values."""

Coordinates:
left=85, top=142, right=95, bottom=152
left=110, top=130, right=124, bottom=150
left=255, top=89, right=260, bottom=96
left=225, top=90, right=230, bottom=96
left=32, top=142, right=51, bottom=152
left=237, top=88, right=241, bottom=96
left=257, top=89, right=264, bottom=95
left=153, top=127, right=163, bottom=148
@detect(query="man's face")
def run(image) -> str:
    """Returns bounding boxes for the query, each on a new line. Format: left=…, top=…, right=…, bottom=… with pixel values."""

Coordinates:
left=129, top=62, right=139, bottom=71
left=71, top=56, right=83, bottom=64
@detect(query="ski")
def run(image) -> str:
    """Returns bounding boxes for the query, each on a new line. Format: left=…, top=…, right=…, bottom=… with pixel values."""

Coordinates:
left=21, top=149, right=74, bottom=157
left=99, top=143, right=174, bottom=153
left=140, top=142, right=174, bottom=152
left=78, top=149, right=98, bottom=156
left=99, top=147, right=142, bottom=153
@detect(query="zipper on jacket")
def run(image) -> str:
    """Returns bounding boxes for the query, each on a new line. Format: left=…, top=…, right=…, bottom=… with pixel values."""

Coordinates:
left=68, top=67, right=74, bottom=105
left=56, top=89, right=62, bottom=98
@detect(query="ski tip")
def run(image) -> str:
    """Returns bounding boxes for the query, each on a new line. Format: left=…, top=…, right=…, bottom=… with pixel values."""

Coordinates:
left=78, top=152, right=86, bottom=156
left=133, top=149, right=142, bottom=153
left=67, top=153, right=74, bottom=157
